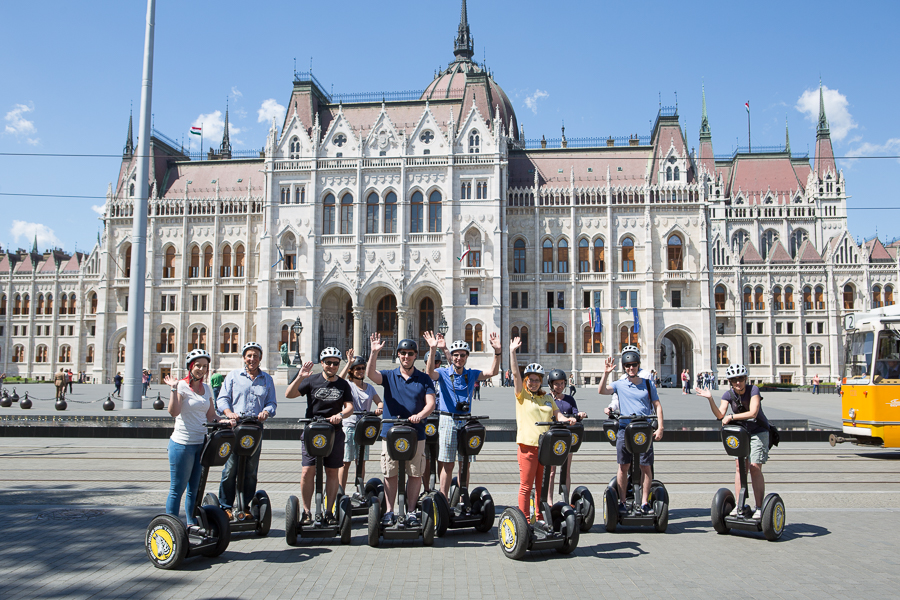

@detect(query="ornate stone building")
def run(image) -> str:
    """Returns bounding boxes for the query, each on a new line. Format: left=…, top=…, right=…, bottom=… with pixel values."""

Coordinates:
left=1, top=2, right=895, bottom=385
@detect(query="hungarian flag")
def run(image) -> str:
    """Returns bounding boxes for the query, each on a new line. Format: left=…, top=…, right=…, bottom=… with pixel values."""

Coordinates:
left=745, top=101, right=750, bottom=113
left=457, top=243, right=471, bottom=263
left=594, top=307, right=602, bottom=333
left=587, top=308, right=594, bottom=331
left=190, top=126, right=202, bottom=136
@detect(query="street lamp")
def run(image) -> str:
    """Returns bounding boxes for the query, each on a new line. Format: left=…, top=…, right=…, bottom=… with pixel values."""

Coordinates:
left=438, top=314, right=449, bottom=336
left=292, top=317, right=303, bottom=365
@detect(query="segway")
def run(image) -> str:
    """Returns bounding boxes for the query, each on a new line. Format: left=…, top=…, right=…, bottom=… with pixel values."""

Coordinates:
left=420, top=415, right=452, bottom=528
left=558, top=415, right=595, bottom=532
left=601, top=412, right=669, bottom=532
left=145, top=421, right=234, bottom=569
left=498, top=421, right=580, bottom=559
left=285, top=417, right=353, bottom=545
left=340, top=411, right=385, bottom=517
left=711, top=424, right=786, bottom=541
left=202, top=415, right=271, bottom=537
left=431, top=415, right=494, bottom=536
left=367, top=417, right=435, bottom=547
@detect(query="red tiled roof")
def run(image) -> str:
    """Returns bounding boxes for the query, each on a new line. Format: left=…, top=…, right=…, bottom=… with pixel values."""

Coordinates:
left=509, top=148, right=652, bottom=189
left=726, top=155, right=804, bottom=199
left=14, top=254, right=34, bottom=273
left=159, top=161, right=265, bottom=200
left=38, top=256, right=58, bottom=273
left=866, top=238, right=893, bottom=262
left=739, top=241, right=764, bottom=264
left=767, top=241, right=793, bottom=264
left=797, top=240, right=824, bottom=263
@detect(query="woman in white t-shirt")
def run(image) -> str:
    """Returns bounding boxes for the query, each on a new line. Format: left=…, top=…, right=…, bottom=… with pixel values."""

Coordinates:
left=164, top=349, right=217, bottom=526
left=338, top=350, right=383, bottom=491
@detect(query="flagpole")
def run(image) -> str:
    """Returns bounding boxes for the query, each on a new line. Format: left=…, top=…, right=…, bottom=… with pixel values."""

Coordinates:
left=747, top=102, right=751, bottom=153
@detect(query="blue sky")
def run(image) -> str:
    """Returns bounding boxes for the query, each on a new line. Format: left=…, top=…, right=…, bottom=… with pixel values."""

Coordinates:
left=2, top=0, right=898, bottom=253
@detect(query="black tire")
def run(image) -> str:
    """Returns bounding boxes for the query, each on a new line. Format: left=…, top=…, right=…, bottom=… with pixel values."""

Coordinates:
left=364, top=478, right=382, bottom=502
left=761, top=494, right=786, bottom=541
left=367, top=498, right=381, bottom=547
left=202, top=492, right=219, bottom=508
left=498, top=507, right=530, bottom=560
left=710, top=488, right=735, bottom=535
left=557, top=505, right=579, bottom=554
left=422, top=496, right=435, bottom=546
left=335, top=484, right=345, bottom=507
left=378, top=488, right=386, bottom=518
left=572, top=486, right=595, bottom=532
left=339, top=497, right=352, bottom=545
left=470, top=487, right=495, bottom=533
left=199, top=505, right=231, bottom=557
left=603, top=486, right=618, bottom=533
left=146, top=514, right=188, bottom=570
left=431, top=491, right=451, bottom=537
left=449, top=476, right=461, bottom=508
left=253, top=491, right=272, bottom=537
left=653, top=500, right=669, bottom=533
left=285, top=495, right=300, bottom=546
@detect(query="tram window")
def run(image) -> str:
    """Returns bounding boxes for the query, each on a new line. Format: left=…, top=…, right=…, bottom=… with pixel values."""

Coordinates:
left=874, top=331, right=900, bottom=382
left=844, top=331, right=873, bottom=379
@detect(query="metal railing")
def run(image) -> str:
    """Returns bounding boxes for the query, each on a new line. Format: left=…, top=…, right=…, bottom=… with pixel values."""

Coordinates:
left=521, top=135, right=651, bottom=150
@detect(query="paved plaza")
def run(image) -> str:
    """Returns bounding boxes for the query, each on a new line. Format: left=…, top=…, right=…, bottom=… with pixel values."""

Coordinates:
left=1, top=432, right=899, bottom=599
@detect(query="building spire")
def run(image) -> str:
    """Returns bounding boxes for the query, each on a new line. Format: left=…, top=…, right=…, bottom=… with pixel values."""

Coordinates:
left=817, top=79, right=830, bottom=136
left=453, top=0, right=474, bottom=60
left=219, top=102, right=232, bottom=159
left=32, top=235, right=38, bottom=254
left=699, top=84, right=711, bottom=140
left=124, top=111, right=134, bottom=157
left=785, top=116, right=791, bottom=153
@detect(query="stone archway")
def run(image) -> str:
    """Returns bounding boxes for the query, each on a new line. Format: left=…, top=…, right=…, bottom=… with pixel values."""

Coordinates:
left=319, top=286, right=354, bottom=356
left=659, top=327, right=694, bottom=386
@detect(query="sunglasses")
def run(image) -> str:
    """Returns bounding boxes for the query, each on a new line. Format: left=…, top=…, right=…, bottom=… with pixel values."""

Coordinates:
left=398, top=351, right=416, bottom=357
left=729, top=376, right=747, bottom=383
left=624, top=363, right=640, bottom=369
left=323, top=361, right=340, bottom=367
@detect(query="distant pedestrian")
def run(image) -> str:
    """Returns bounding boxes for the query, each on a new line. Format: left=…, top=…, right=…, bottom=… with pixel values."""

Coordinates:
left=66, top=369, right=74, bottom=394
left=210, top=369, right=224, bottom=400
left=812, top=374, right=820, bottom=395
left=54, top=368, right=67, bottom=400
left=113, top=372, right=123, bottom=397
left=473, top=378, right=481, bottom=400
left=568, top=375, right=577, bottom=397
left=142, top=370, right=150, bottom=397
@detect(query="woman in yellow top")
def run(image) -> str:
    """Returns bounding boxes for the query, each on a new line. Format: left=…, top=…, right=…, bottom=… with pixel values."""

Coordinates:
left=510, top=336, right=575, bottom=519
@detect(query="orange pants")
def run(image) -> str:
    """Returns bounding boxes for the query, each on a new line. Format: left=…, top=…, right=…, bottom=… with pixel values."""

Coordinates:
left=517, top=444, right=544, bottom=518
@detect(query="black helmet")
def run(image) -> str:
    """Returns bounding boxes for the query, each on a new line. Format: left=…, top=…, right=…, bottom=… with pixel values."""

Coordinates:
left=621, top=345, right=641, bottom=366
left=423, top=350, right=445, bottom=365
left=397, top=339, right=418, bottom=354
left=547, top=369, right=567, bottom=383
left=349, top=356, right=366, bottom=369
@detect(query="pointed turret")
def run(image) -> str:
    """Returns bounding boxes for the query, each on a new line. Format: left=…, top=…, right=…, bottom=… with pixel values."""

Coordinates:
left=124, top=111, right=134, bottom=157
left=32, top=235, right=38, bottom=254
left=814, top=80, right=836, bottom=177
left=817, top=81, right=829, bottom=136
left=219, top=104, right=232, bottom=159
left=785, top=116, right=791, bottom=154
left=454, top=0, right=474, bottom=60
left=698, top=85, right=715, bottom=175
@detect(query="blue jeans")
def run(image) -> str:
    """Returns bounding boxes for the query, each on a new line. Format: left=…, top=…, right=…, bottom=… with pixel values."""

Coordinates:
left=167, top=439, right=204, bottom=525
left=218, top=442, right=262, bottom=510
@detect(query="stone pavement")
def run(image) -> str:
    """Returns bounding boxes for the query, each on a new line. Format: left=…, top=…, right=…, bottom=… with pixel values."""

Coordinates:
left=1, top=437, right=898, bottom=599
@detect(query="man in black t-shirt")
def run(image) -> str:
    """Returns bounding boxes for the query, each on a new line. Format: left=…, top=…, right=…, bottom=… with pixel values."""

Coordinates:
left=286, top=347, right=353, bottom=525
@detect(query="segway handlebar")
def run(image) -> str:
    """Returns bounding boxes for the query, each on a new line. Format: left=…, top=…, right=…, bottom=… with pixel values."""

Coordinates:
left=535, top=421, right=569, bottom=427
left=562, top=412, right=585, bottom=421
left=615, top=413, right=659, bottom=429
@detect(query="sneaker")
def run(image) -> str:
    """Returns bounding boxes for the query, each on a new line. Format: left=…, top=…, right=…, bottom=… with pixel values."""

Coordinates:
left=752, top=507, right=762, bottom=520
left=641, top=503, right=653, bottom=515
left=382, top=511, right=395, bottom=526
left=406, top=512, right=420, bottom=527
left=223, top=508, right=234, bottom=520
left=324, top=512, right=338, bottom=526
left=299, top=511, right=312, bottom=526
left=618, top=503, right=628, bottom=515
left=741, top=505, right=753, bottom=518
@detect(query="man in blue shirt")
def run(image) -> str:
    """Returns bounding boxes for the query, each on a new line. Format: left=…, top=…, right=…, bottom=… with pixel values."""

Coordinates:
left=423, top=330, right=500, bottom=499
left=598, top=346, right=664, bottom=515
left=215, top=342, right=277, bottom=518
left=366, top=333, right=435, bottom=526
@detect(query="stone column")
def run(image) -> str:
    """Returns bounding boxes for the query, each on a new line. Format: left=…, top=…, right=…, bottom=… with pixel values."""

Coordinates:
left=352, top=308, right=363, bottom=354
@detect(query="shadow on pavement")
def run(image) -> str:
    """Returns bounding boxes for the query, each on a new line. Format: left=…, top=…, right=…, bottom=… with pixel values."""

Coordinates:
left=779, top=522, right=831, bottom=540
left=583, top=540, right=647, bottom=559
left=857, top=452, right=900, bottom=460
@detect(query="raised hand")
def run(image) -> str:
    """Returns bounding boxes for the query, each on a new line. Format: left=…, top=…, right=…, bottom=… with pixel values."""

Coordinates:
left=604, top=356, right=616, bottom=373
left=346, top=348, right=355, bottom=361
left=695, top=387, right=712, bottom=400
left=489, top=332, right=502, bottom=352
left=163, top=375, right=179, bottom=388
left=299, top=361, right=314, bottom=379
left=436, top=333, right=448, bottom=350
left=509, top=337, right=522, bottom=353
left=423, top=331, right=438, bottom=349
left=370, top=332, right=385, bottom=353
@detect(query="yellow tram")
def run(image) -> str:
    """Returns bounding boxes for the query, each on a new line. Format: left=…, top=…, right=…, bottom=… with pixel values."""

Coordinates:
left=834, top=305, right=900, bottom=448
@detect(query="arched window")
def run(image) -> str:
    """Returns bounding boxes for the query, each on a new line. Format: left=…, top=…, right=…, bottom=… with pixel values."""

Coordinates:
left=773, top=286, right=783, bottom=311
left=68, top=294, right=75, bottom=315
left=340, top=193, right=354, bottom=235
left=129, top=183, right=135, bottom=197
left=46, top=293, right=53, bottom=315
left=778, top=344, right=792, bottom=365
left=322, top=194, right=336, bottom=235
left=873, top=285, right=883, bottom=309
left=428, top=191, right=442, bottom=233
left=843, top=284, right=855, bottom=310
left=468, top=130, right=480, bottom=153
left=808, top=344, right=822, bottom=365
left=673, top=166, right=680, bottom=181
left=190, top=326, right=208, bottom=351
left=547, top=325, right=565, bottom=353
left=815, top=285, right=825, bottom=310
left=0, top=294, right=5, bottom=316
left=123, top=245, right=132, bottom=278
left=36, top=294, right=44, bottom=315
left=520, top=326, right=530, bottom=353
left=295, top=187, right=304, bottom=204
left=619, top=325, right=638, bottom=351
left=667, top=235, right=683, bottom=270
left=785, top=286, right=794, bottom=310
left=163, top=246, right=176, bottom=279
left=803, top=286, right=812, bottom=311
left=593, top=238, right=605, bottom=272
left=754, top=286, right=765, bottom=310
left=474, top=323, right=484, bottom=352
left=419, top=297, right=435, bottom=335
left=366, top=192, right=380, bottom=234
left=583, top=325, right=603, bottom=353
left=715, top=285, right=726, bottom=311
left=886, top=285, right=895, bottom=306
left=789, top=229, right=809, bottom=259
left=203, top=246, right=213, bottom=278
left=513, top=239, right=527, bottom=274
left=731, top=230, right=749, bottom=252
left=190, top=246, right=200, bottom=278
left=35, top=345, right=48, bottom=363
left=86, top=345, right=94, bottom=364
left=58, top=345, right=71, bottom=363
left=281, top=323, right=298, bottom=353
left=13, top=294, right=21, bottom=315
left=117, top=342, right=126, bottom=364
left=542, top=239, right=554, bottom=273
left=384, top=192, right=397, bottom=234
left=158, top=327, right=175, bottom=353
left=621, top=238, right=635, bottom=272
left=12, top=345, right=24, bottom=363
left=234, top=244, right=245, bottom=277
left=578, top=239, right=590, bottom=273
left=58, top=293, right=66, bottom=315
left=465, top=323, right=474, bottom=348
left=376, top=296, right=397, bottom=334
left=410, top=191, right=424, bottom=233
left=557, top=239, right=569, bottom=273
left=666, top=166, right=672, bottom=181
left=761, top=229, right=778, bottom=260
left=749, top=344, right=762, bottom=365
left=22, top=294, right=30, bottom=315
left=280, top=188, right=288, bottom=204
left=716, top=344, right=729, bottom=365
left=221, top=327, right=239, bottom=354
left=220, top=245, right=232, bottom=278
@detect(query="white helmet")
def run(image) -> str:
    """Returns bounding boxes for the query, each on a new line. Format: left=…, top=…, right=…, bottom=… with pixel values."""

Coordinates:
left=725, top=364, right=748, bottom=379
left=622, top=345, right=640, bottom=354
left=185, top=349, right=211, bottom=370
left=241, top=341, right=263, bottom=357
left=448, top=340, right=470, bottom=355
left=319, top=347, right=342, bottom=362
left=523, top=363, right=544, bottom=377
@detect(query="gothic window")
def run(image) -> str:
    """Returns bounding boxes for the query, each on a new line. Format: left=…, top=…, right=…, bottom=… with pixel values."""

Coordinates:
left=340, top=193, right=354, bottom=235
left=673, top=166, right=680, bottom=181
left=815, top=286, right=825, bottom=310
left=221, top=327, right=239, bottom=353
left=778, top=344, right=792, bottom=365
left=0, top=294, right=5, bottom=316
left=843, top=284, right=855, bottom=310
left=58, top=344, right=71, bottom=363
left=333, top=133, right=347, bottom=147
left=803, top=286, right=812, bottom=310
left=35, top=345, right=48, bottom=363
left=22, top=294, right=30, bottom=315
left=667, top=235, right=683, bottom=270
left=716, top=344, right=729, bottom=365
left=220, top=245, right=232, bottom=278
left=12, top=344, right=24, bottom=363
left=621, top=237, right=635, bottom=272
left=749, top=344, right=762, bottom=365
left=281, top=188, right=288, bottom=204
left=68, top=294, right=75, bottom=315
left=117, top=342, right=126, bottom=363
left=295, top=186, right=304, bottom=204
left=731, top=229, right=749, bottom=252
left=761, top=229, right=778, bottom=260
left=887, top=285, right=895, bottom=306
left=785, top=286, right=794, bottom=310
left=203, top=246, right=213, bottom=277
left=158, top=327, right=175, bottom=353
left=542, top=239, right=554, bottom=273
left=468, top=131, right=480, bottom=153
left=593, top=238, right=605, bottom=272
left=123, top=245, right=132, bottom=277
left=514, top=239, right=527, bottom=274
left=773, top=286, right=783, bottom=311
left=377, top=296, right=397, bottom=334
left=753, top=286, right=765, bottom=310
left=384, top=192, right=397, bottom=233
left=428, top=191, right=442, bottom=233
left=808, top=344, right=822, bottom=365
left=619, top=325, right=639, bottom=351
left=86, top=345, right=94, bottom=363
left=36, top=294, right=44, bottom=315
left=419, top=298, right=435, bottom=336
left=323, top=193, right=336, bottom=235
left=873, top=285, right=883, bottom=309
left=190, top=246, right=200, bottom=278
left=410, top=191, right=424, bottom=233
left=715, top=285, right=726, bottom=311
left=666, top=166, right=672, bottom=181
left=546, top=326, right=566, bottom=354
left=578, top=239, right=590, bottom=273
left=163, top=246, right=176, bottom=279
left=420, top=130, right=434, bottom=144
left=366, top=192, right=379, bottom=234
left=789, top=229, right=808, bottom=259
left=234, top=244, right=245, bottom=277
left=557, top=239, right=569, bottom=273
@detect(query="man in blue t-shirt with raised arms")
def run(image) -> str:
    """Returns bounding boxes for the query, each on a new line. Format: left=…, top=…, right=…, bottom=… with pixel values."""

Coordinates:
left=423, top=330, right=501, bottom=499
left=598, top=346, right=664, bottom=515
left=366, top=333, right=436, bottom=527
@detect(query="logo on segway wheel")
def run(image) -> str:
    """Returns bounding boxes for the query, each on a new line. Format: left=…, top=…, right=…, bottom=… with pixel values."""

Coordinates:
left=240, top=435, right=255, bottom=449
left=774, top=503, right=785, bottom=533
left=606, top=430, right=617, bottom=442
left=553, top=440, right=567, bottom=456
left=394, top=438, right=410, bottom=453
left=725, top=435, right=740, bottom=449
left=425, top=423, right=436, bottom=437
left=633, top=432, right=647, bottom=446
left=148, top=525, right=176, bottom=565
left=572, top=433, right=579, bottom=446
left=312, top=434, right=327, bottom=449
left=364, top=425, right=378, bottom=440
left=468, top=435, right=482, bottom=450
left=218, top=442, right=232, bottom=458
left=500, top=516, right=516, bottom=550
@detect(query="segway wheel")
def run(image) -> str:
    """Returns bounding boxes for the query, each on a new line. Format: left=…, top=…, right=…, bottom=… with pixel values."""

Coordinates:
left=335, top=484, right=345, bottom=507
left=653, top=500, right=669, bottom=533
left=285, top=496, right=300, bottom=546
left=470, top=487, right=495, bottom=533
left=572, top=486, right=595, bottom=532
left=367, top=498, right=381, bottom=547
left=710, top=488, right=735, bottom=535
left=422, top=496, right=435, bottom=546
left=498, top=507, right=529, bottom=560
left=556, top=505, right=579, bottom=555
left=199, top=505, right=231, bottom=557
left=202, top=493, right=220, bottom=508
left=761, top=494, right=786, bottom=541
left=431, top=491, right=451, bottom=537
left=449, top=476, right=461, bottom=508
left=339, top=497, right=352, bottom=545
left=253, top=491, right=272, bottom=537
left=602, top=487, right=618, bottom=533
left=146, top=514, right=189, bottom=570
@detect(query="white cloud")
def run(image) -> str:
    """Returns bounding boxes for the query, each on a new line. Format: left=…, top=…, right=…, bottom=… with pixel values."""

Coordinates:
left=847, top=138, right=900, bottom=164
left=231, top=86, right=243, bottom=99
left=257, top=98, right=286, bottom=124
left=91, top=205, right=105, bottom=215
left=10, top=220, right=62, bottom=248
left=524, top=90, right=549, bottom=115
left=192, top=110, right=241, bottom=144
left=4, top=103, right=39, bottom=145
left=795, top=85, right=857, bottom=142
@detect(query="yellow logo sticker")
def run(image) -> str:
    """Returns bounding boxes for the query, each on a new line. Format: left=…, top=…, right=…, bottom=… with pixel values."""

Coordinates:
left=774, top=503, right=785, bottom=533
left=148, top=525, right=175, bottom=563
left=365, top=425, right=378, bottom=439
left=218, top=442, right=232, bottom=458
left=725, top=435, right=740, bottom=449
left=312, top=434, right=327, bottom=449
left=572, top=433, right=579, bottom=446
left=425, top=424, right=436, bottom=437
left=240, top=435, right=255, bottom=449
left=553, top=440, right=567, bottom=456
left=468, top=435, right=482, bottom=449
left=633, top=432, right=647, bottom=446
left=500, top=515, right=516, bottom=549
left=394, top=438, right=410, bottom=453
left=606, top=430, right=617, bottom=442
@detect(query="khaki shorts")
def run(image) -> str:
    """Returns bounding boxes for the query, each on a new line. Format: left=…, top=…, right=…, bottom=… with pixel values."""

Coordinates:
left=749, top=430, right=769, bottom=465
left=380, top=439, right=426, bottom=478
